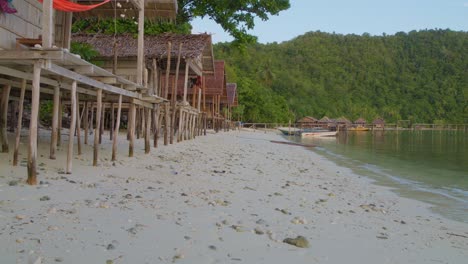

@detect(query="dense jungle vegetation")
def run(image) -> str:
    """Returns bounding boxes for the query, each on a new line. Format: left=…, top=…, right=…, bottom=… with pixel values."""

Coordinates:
left=215, top=29, right=467, bottom=124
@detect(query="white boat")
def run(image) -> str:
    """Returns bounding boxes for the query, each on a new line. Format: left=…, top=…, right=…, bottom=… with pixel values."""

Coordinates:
left=278, top=127, right=301, bottom=135
left=301, top=131, right=337, bottom=138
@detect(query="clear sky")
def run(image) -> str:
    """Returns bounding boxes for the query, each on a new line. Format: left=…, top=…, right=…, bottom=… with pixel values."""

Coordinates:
left=190, top=0, right=468, bottom=43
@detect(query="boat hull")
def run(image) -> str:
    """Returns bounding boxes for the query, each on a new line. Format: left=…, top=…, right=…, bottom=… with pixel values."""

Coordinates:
left=301, top=131, right=337, bottom=137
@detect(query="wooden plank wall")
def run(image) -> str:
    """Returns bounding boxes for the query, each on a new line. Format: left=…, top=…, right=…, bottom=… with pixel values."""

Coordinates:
left=0, top=0, right=42, bottom=49
left=0, top=1, right=66, bottom=50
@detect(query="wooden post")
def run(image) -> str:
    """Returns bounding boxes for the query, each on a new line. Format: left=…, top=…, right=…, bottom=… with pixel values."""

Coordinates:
left=66, top=81, right=77, bottom=174
left=13, top=80, right=26, bottom=166
left=145, top=108, right=151, bottom=154
left=27, top=61, right=42, bottom=185
left=177, top=108, right=183, bottom=142
left=136, top=106, right=141, bottom=140
left=49, top=86, right=59, bottom=159
left=76, top=94, right=82, bottom=155
left=152, top=59, right=158, bottom=96
left=0, top=84, right=11, bottom=153
left=153, top=104, right=160, bottom=148
left=197, top=88, right=202, bottom=111
left=137, top=6, right=145, bottom=86
left=93, top=89, right=102, bottom=166
left=84, top=101, right=88, bottom=145
left=110, top=103, right=114, bottom=140
left=89, top=102, right=94, bottom=142
left=58, top=99, right=62, bottom=146
left=164, top=42, right=172, bottom=99
left=164, top=103, right=169, bottom=145
left=183, top=60, right=189, bottom=103
left=111, top=95, right=122, bottom=161
left=129, top=102, right=136, bottom=157
left=99, top=103, right=105, bottom=144
left=171, top=43, right=182, bottom=144
left=42, top=0, right=53, bottom=48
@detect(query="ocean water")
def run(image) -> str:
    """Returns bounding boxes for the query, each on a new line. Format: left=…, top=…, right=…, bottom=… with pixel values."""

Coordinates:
left=292, top=130, right=468, bottom=223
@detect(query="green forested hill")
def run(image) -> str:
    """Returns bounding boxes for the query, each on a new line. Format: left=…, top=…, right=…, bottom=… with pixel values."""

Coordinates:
left=214, top=29, right=467, bottom=123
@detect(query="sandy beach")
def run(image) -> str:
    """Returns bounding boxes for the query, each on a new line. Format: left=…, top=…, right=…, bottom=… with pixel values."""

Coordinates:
left=0, top=129, right=467, bottom=263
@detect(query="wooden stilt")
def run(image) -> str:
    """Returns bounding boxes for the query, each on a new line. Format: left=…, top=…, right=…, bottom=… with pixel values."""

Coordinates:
left=89, top=102, right=94, bottom=142
left=142, top=106, right=146, bottom=139
left=0, top=84, right=11, bottom=153
left=136, top=106, right=141, bottom=140
left=164, top=103, right=169, bottom=145
left=153, top=105, right=159, bottom=148
left=76, top=94, right=82, bottom=155
left=110, top=103, right=114, bottom=140
left=99, top=103, right=105, bottom=144
left=171, top=43, right=183, bottom=144
left=13, top=79, right=26, bottom=166
left=27, top=61, right=42, bottom=185
left=93, top=89, right=102, bottom=166
left=66, top=81, right=77, bottom=174
left=129, top=102, right=136, bottom=157
left=111, top=95, right=122, bottom=161
left=145, top=108, right=151, bottom=154
left=84, top=101, right=88, bottom=145
left=49, top=86, right=60, bottom=159
left=177, top=108, right=183, bottom=142
left=58, top=99, right=62, bottom=146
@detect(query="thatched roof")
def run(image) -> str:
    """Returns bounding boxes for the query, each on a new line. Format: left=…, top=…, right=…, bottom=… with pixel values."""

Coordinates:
left=72, top=33, right=215, bottom=73
left=336, top=117, right=352, bottom=124
left=318, top=116, right=332, bottom=123
left=354, top=117, right=367, bottom=124
left=297, top=116, right=318, bottom=123
left=74, top=0, right=178, bottom=20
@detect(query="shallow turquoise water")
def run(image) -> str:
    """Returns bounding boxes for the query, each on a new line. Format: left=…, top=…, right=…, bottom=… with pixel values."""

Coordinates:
left=292, top=130, right=468, bottom=223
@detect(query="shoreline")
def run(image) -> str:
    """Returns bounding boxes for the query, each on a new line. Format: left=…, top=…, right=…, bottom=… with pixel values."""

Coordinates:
left=1, top=129, right=467, bottom=263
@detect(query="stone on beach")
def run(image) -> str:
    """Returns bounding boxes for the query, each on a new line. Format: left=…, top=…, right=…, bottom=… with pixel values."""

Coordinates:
left=283, top=236, right=310, bottom=248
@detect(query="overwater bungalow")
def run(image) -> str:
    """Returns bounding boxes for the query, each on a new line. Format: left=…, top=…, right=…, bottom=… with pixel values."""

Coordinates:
left=336, top=116, right=352, bottom=130
left=318, top=116, right=336, bottom=130
left=372, top=117, right=386, bottom=130
left=0, top=0, right=185, bottom=185
left=354, top=117, right=367, bottom=126
left=296, top=116, right=318, bottom=129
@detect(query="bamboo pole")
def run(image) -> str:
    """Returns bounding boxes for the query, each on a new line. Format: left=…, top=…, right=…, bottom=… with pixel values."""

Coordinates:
left=129, top=102, right=136, bottom=157
left=93, top=89, right=102, bottom=166
left=0, top=84, right=11, bottom=153
left=27, top=61, right=42, bottom=185
left=111, top=95, right=122, bottom=161
left=66, top=81, right=77, bottom=174
left=13, top=79, right=26, bottom=166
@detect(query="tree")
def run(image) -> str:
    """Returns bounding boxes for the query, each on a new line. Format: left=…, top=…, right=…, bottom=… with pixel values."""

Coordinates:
left=177, top=0, right=290, bottom=45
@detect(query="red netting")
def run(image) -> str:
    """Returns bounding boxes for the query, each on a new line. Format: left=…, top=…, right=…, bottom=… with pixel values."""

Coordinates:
left=38, top=0, right=110, bottom=12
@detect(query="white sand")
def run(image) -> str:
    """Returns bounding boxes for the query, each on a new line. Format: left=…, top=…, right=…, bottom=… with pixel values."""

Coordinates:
left=0, top=129, right=467, bottom=263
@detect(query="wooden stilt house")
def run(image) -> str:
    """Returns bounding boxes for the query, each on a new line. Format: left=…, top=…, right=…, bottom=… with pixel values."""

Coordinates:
left=204, top=60, right=226, bottom=131
left=0, top=0, right=178, bottom=184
